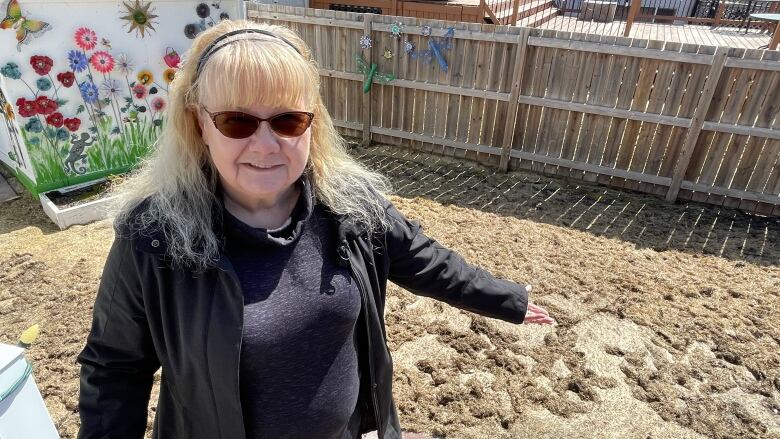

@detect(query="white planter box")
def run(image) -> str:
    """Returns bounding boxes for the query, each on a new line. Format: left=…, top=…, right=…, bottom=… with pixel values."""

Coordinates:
left=0, top=344, right=60, bottom=439
left=40, top=181, right=117, bottom=230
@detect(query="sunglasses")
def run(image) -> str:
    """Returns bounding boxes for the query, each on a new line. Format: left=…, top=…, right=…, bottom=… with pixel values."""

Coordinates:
left=201, top=107, right=314, bottom=139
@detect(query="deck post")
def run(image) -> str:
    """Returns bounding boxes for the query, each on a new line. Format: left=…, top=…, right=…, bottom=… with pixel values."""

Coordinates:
left=362, top=13, right=373, bottom=146
left=500, top=28, right=530, bottom=172
left=511, top=0, right=521, bottom=24
left=666, top=47, right=728, bottom=203
left=770, top=20, right=780, bottom=49
left=713, top=0, right=726, bottom=27
left=623, top=0, right=642, bottom=37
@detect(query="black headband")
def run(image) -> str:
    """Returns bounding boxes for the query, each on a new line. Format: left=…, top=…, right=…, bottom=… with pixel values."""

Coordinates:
left=194, top=29, right=302, bottom=80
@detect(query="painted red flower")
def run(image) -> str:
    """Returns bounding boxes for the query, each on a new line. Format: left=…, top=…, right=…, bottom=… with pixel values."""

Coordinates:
left=29, top=55, right=53, bottom=76
left=15, top=98, right=36, bottom=117
left=64, top=117, right=81, bottom=132
left=74, top=27, right=98, bottom=51
left=150, top=97, right=166, bottom=112
left=45, top=112, right=64, bottom=128
left=34, top=95, right=57, bottom=115
left=132, top=83, right=147, bottom=99
left=56, top=71, right=75, bottom=87
left=90, top=51, right=114, bottom=74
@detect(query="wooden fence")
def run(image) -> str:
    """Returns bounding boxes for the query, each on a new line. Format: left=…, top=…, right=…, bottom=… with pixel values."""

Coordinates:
left=248, top=4, right=780, bottom=216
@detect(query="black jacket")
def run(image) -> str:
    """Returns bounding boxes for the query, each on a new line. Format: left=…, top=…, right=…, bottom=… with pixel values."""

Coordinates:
left=76, top=193, right=529, bottom=439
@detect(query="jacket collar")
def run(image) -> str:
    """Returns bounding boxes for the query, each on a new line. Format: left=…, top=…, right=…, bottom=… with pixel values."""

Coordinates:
left=130, top=174, right=366, bottom=259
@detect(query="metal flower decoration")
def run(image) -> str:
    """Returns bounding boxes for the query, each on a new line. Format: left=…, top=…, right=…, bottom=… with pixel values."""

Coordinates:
left=421, top=25, right=432, bottom=37
left=404, top=40, right=415, bottom=54
left=390, top=22, right=403, bottom=39
left=120, top=0, right=159, bottom=38
left=359, top=34, right=372, bottom=49
left=383, top=48, right=393, bottom=60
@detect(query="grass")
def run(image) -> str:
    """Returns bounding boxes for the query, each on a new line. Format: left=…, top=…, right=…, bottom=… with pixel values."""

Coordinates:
left=20, top=114, right=161, bottom=193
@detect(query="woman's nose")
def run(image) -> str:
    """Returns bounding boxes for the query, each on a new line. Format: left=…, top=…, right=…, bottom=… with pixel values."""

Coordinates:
left=246, top=121, right=281, bottom=153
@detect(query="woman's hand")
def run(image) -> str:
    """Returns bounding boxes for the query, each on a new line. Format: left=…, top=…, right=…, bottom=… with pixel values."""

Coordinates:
left=524, top=285, right=556, bottom=325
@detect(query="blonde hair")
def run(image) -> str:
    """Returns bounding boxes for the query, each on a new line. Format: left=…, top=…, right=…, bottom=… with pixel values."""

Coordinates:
left=111, top=20, right=391, bottom=271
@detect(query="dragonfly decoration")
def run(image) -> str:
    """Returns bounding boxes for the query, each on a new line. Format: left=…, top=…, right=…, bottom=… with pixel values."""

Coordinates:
left=407, top=27, right=455, bottom=72
left=356, top=53, right=394, bottom=93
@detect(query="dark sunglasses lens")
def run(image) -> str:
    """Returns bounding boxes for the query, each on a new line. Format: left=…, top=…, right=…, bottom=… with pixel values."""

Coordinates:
left=214, top=113, right=258, bottom=139
left=270, top=113, right=312, bottom=137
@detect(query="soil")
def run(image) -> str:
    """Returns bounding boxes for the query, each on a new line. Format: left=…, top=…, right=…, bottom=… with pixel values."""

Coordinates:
left=1, top=145, right=778, bottom=439
left=45, top=180, right=115, bottom=209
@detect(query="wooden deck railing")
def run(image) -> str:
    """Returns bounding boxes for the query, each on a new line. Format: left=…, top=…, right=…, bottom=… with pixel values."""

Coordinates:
left=622, top=0, right=780, bottom=48
left=250, top=4, right=780, bottom=216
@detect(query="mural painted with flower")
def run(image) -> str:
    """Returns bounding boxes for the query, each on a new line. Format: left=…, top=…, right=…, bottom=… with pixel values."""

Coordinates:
left=1, top=27, right=174, bottom=187
left=0, top=0, right=242, bottom=196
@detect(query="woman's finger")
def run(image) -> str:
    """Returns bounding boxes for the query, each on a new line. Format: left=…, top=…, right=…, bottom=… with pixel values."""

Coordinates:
left=524, top=312, right=556, bottom=325
left=528, top=303, right=550, bottom=316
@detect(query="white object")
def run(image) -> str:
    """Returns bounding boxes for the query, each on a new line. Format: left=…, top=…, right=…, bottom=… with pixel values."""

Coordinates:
left=0, top=344, right=60, bottom=439
left=39, top=180, right=118, bottom=230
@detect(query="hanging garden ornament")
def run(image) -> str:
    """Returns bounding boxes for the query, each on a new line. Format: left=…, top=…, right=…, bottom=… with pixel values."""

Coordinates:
left=120, top=0, right=159, bottom=38
left=390, top=22, right=403, bottom=39
left=359, top=34, right=372, bottom=49
left=421, top=25, right=432, bottom=37
left=356, top=53, right=394, bottom=93
left=407, top=27, right=455, bottom=72
left=0, top=0, right=51, bottom=52
left=404, top=40, right=415, bottom=55
left=383, top=48, right=393, bottom=60
left=164, top=47, right=181, bottom=68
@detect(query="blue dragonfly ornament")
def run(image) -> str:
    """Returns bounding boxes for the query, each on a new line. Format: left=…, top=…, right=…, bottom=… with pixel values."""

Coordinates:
left=407, top=27, right=455, bottom=72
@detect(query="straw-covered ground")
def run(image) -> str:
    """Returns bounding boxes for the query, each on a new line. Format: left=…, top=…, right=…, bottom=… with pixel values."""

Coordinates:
left=1, top=145, right=779, bottom=438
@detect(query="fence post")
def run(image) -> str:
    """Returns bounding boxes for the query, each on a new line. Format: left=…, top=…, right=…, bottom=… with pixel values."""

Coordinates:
left=623, top=0, right=642, bottom=37
left=500, top=28, right=530, bottom=172
left=362, top=14, right=373, bottom=146
left=666, top=47, right=728, bottom=203
left=511, top=0, right=521, bottom=24
left=770, top=20, right=780, bottom=49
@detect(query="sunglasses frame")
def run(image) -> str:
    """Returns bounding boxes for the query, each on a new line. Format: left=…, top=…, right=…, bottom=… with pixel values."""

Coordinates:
left=201, top=106, right=315, bottom=139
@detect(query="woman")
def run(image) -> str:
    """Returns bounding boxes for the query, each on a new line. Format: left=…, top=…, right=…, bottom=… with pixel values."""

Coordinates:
left=76, top=20, right=554, bottom=439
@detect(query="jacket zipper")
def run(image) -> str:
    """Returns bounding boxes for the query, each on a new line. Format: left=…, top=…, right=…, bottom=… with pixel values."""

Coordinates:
left=345, top=250, right=383, bottom=433
left=220, top=261, right=246, bottom=439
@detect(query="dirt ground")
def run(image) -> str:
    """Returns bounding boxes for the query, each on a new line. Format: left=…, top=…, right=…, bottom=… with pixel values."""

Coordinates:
left=1, top=145, right=779, bottom=439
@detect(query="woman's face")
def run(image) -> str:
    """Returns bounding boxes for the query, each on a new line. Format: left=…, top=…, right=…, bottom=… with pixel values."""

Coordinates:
left=197, top=101, right=312, bottom=210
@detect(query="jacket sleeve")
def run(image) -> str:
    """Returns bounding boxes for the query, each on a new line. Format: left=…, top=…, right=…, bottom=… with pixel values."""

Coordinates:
left=383, top=200, right=528, bottom=324
left=76, top=234, right=160, bottom=439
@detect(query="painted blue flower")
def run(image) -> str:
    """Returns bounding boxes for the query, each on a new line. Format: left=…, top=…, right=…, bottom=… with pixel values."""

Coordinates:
left=28, top=137, right=40, bottom=146
left=55, top=127, right=69, bottom=141
left=68, top=50, right=88, bottom=73
left=36, top=77, right=52, bottom=91
left=25, top=118, right=43, bottom=133
left=0, top=62, right=21, bottom=79
left=79, top=81, right=99, bottom=104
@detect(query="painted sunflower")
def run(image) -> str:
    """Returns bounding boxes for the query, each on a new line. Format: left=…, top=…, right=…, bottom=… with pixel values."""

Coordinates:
left=120, top=0, right=159, bottom=38
left=137, top=69, right=154, bottom=86
left=163, top=68, right=176, bottom=84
